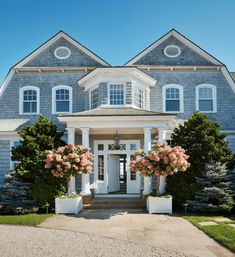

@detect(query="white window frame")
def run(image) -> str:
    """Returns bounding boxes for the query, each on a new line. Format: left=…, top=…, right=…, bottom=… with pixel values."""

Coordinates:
left=108, top=83, right=126, bottom=107
left=19, top=86, right=40, bottom=115
left=196, top=84, right=217, bottom=113
left=54, top=46, right=71, bottom=60
left=52, top=85, right=73, bottom=114
left=89, top=85, right=99, bottom=110
left=164, top=45, right=181, bottom=58
left=10, top=140, right=21, bottom=170
left=163, top=84, right=184, bottom=113
left=133, top=85, right=145, bottom=109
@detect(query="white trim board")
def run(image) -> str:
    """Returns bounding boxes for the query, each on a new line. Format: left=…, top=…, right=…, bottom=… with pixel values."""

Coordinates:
left=125, top=29, right=222, bottom=66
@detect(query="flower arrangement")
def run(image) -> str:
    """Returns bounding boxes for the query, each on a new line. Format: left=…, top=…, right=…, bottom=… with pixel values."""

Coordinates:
left=44, top=144, right=94, bottom=194
left=130, top=141, right=190, bottom=196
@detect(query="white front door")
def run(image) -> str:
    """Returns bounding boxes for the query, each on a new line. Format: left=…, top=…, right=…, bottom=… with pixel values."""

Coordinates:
left=107, top=154, right=120, bottom=193
left=127, top=154, right=141, bottom=194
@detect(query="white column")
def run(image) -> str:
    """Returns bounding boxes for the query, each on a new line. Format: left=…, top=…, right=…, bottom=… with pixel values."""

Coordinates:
left=158, top=126, right=167, bottom=194
left=66, top=127, right=76, bottom=194
left=81, top=127, right=91, bottom=195
left=143, top=127, right=152, bottom=195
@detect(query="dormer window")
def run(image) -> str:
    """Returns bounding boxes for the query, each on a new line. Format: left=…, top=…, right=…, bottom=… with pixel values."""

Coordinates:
left=52, top=85, right=72, bottom=114
left=109, top=84, right=125, bottom=106
left=134, top=87, right=145, bottom=109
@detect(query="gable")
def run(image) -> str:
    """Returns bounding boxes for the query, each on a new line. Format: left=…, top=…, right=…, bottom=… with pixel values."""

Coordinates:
left=132, top=36, right=215, bottom=66
left=125, top=29, right=222, bottom=66
left=14, top=31, right=110, bottom=68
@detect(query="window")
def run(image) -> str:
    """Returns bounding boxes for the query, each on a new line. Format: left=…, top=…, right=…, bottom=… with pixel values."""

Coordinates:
left=19, top=86, right=40, bottom=114
left=90, top=87, right=99, bottom=109
left=163, top=84, right=183, bottom=113
left=109, top=84, right=124, bottom=105
left=10, top=140, right=21, bottom=170
left=54, top=46, right=71, bottom=59
left=98, top=155, right=104, bottom=181
left=134, top=87, right=144, bottom=109
left=52, top=86, right=72, bottom=114
left=164, top=45, right=181, bottom=58
left=196, top=84, right=217, bottom=112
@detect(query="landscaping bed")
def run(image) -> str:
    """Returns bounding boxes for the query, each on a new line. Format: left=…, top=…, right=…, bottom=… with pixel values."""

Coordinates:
left=0, top=214, right=53, bottom=226
left=184, top=215, right=235, bottom=253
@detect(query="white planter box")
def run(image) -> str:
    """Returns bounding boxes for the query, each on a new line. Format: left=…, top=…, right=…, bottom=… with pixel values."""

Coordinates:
left=147, top=196, right=172, bottom=214
left=55, top=197, right=83, bottom=215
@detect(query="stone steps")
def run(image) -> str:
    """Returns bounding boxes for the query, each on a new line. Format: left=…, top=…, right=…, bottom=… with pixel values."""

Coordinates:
left=84, top=197, right=146, bottom=209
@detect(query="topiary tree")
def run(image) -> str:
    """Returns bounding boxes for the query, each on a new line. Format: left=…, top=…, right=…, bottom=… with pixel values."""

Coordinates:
left=11, top=115, right=67, bottom=208
left=167, top=112, right=233, bottom=207
left=187, top=161, right=234, bottom=212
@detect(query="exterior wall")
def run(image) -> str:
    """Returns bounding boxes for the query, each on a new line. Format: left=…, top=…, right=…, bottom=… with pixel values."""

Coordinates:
left=227, top=136, right=235, bottom=154
left=99, top=82, right=108, bottom=106
left=147, top=70, right=235, bottom=130
left=134, top=36, right=214, bottom=66
left=0, top=141, right=10, bottom=185
left=23, top=38, right=104, bottom=67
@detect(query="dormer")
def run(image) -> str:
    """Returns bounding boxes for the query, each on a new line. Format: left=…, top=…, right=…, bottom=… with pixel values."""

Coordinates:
left=77, top=67, right=157, bottom=110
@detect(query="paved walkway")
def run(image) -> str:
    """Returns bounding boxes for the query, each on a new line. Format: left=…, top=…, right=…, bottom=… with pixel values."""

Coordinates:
left=39, top=209, right=235, bottom=257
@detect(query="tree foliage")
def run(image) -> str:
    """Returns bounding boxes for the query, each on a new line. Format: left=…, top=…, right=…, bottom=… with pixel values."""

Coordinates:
left=11, top=115, right=67, bottom=207
left=167, top=112, right=234, bottom=206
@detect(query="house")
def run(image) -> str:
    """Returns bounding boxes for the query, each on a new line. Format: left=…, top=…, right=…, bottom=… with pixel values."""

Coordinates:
left=0, top=29, right=235, bottom=197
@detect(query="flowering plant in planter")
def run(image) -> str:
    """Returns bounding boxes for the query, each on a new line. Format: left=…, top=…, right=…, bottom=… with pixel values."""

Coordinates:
left=44, top=144, right=94, bottom=195
left=130, top=142, right=190, bottom=196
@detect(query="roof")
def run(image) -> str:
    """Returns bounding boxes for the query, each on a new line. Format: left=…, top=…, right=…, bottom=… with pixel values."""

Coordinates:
left=58, top=108, right=174, bottom=117
left=124, top=28, right=223, bottom=66
left=0, top=119, right=28, bottom=132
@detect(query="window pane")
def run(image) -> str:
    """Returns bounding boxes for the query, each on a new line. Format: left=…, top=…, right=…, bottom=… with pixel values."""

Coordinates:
left=199, top=100, right=213, bottom=111
left=199, top=87, right=212, bottom=99
left=56, top=101, right=69, bottom=112
left=91, top=88, right=99, bottom=109
left=98, top=144, right=104, bottom=151
left=166, top=100, right=180, bottom=112
left=110, top=84, right=124, bottom=105
left=56, top=89, right=69, bottom=100
left=23, top=90, right=37, bottom=113
left=23, top=102, right=31, bottom=113
left=166, top=88, right=179, bottom=99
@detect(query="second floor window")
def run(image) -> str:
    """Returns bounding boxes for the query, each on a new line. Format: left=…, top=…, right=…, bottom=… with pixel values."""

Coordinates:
left=109, top=84, right=124, bottom=105
left=196, top=84, right=216, bottom=112
left=52, top=85, right=72, bottom=114
left=19, top=86, right=40, bottom=114
left=134, top=87, right=144, bottom=109
left=163, top=85, right=183, bottom=113
left=90, top=87, right=99, bottom=109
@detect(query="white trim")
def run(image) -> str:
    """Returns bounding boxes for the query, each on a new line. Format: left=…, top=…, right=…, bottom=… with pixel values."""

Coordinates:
left=0, top=69, right=15, bottom=98
left=162, top=84, right=184, bottom=113
left=54, top=46, right=71, bottom=59
left=52, top=85, right=73, bottom=114
left=19, top=86, right=40, bottom=115
left=221, top=66, right=235, bottom=93
left=125, top=29, right=222, bottom=66
left=164, top=45, right=181, bottom=58
left=14, top=31, right=109, bottom=68
left=195, top=84, right=217, bottom=113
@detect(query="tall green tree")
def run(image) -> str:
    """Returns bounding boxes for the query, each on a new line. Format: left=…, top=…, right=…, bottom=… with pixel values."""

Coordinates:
left=11, top=115, right=67, bottom=207
left=167, top=112, right=234, bottom=206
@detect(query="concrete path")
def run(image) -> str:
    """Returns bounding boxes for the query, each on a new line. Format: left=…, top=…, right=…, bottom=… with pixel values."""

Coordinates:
left=39, top=209, right=235, bottom=257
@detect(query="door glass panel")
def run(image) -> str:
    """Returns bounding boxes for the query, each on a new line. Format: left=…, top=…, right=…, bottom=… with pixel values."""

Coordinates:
left=130, top=155, right=137, bottom=180
left=98, top=155, right=104, bottom=181
left=98, top=144, right=104, bottom=151
left=130, top=144, right=137, bottom=150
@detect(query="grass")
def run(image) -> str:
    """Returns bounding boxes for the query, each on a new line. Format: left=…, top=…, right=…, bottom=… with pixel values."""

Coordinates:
left=0, top=214, right=53, bottom=226
left=184, top=215, right=235, bottom=253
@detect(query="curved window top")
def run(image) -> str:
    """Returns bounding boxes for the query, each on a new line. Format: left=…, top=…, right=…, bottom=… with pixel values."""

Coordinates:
left=163, top=84, right=184, bottom=113
left=196, top=84, right=217, bottom=113
left=19, top=86, right=40, bottom=115
left=52, top=85, right=72, bottom=114
left=54, top=46, right=71, bottom=59
left=164, top=45, right=181, bottom=58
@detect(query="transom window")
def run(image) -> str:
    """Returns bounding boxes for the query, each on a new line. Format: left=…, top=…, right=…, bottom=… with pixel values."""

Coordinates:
left=163, top=85, right=183, bottom=113
left=196, top=84, right=216, bottom=112
left=109, top=84, right=124, bottom=105
left=90, top=87, right=99, bottom=109
left=52, top=86, right=72, bottom=114
left=19, top=86, right=39, bottom=114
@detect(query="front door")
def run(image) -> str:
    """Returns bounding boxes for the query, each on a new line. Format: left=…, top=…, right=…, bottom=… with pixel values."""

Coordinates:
left=107, top=154, right=120, bottom=193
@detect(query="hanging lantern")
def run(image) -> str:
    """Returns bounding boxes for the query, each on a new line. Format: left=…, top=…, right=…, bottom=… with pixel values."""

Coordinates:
left=113, top=130, right=120, bottom=147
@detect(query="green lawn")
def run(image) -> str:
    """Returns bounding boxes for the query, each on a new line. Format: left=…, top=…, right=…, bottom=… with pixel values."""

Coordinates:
left=184, top=215, right=235, bottom=253
left=0, top=214, right=53, bottom=226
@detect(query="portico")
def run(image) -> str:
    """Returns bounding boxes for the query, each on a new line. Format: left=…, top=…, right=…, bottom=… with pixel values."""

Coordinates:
left=59, top=108, right=176, bottom=197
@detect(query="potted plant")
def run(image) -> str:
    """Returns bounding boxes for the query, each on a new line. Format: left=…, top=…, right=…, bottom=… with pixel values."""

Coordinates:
left=44, top=144, right=93, bottom=214
left=130, top=142, right=190, bottom=214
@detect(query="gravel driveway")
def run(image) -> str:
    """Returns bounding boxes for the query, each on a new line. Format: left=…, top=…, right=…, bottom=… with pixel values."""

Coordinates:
left=0, top=225, right=195, bottom=257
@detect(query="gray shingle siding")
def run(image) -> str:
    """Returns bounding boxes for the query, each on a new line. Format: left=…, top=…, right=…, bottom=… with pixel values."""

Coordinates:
left=147, top=70, right=235, bottom=130
left=0, top=141, right=10, bottom=185
left=23, top=38, right=104, bottom=67
left=134, top=36, right=214, bottom=66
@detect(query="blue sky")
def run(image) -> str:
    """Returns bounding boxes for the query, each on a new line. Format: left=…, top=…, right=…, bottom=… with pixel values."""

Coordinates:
left=1, top=0, right=235, bottom=83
